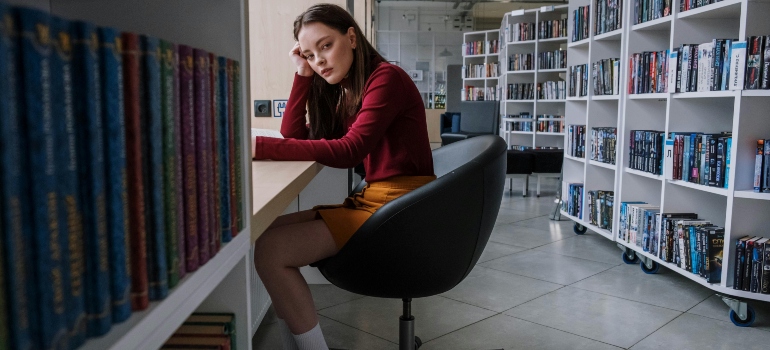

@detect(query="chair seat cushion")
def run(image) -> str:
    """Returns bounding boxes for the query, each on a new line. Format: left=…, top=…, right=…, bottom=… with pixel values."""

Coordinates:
left=506, top=150, right=534, bottom=174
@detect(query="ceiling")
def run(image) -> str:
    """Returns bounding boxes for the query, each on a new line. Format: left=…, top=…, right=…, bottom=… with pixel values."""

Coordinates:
left=378, top=0, right=569, bottom=10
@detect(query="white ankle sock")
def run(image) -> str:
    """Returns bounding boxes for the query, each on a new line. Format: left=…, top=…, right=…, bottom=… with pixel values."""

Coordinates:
left=292, top=322, right=329, bottom=350
left=277, top=318, right=299, bottom=350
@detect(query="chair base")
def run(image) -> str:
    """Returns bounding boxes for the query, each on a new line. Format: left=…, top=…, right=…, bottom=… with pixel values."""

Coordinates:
left=399, top=298, right=421, bottom=350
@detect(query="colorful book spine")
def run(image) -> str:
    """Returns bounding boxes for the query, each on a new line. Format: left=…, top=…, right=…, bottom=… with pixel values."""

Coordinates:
left=51, top=16, right=87, bottom=348
left=142, top=35, right=168, bottom=300
left=0, top=5, right=35, bottom=349
left=98, top=26, right=132, bottom=323
left=74, top=19, right=111, bottom=337
left=193, top=49, right=211, bottom=264
left=160, top=40, right=180, bottom=288
left=218, top=56, right=232, bottom=243
left=173, top=44, right=186, bottom=279
left=19, top=8, right=69, bottom=347
left=232, top=60, right=244, bottom=233
left=0, top=220, right=7, bottom=350
left=179, top=45, right=199, bottom=272
left=121, top=32, right=149, bottom=311
left=227, top=58, right=237, bottom=239
left=209, top=53, right=220, bottom=255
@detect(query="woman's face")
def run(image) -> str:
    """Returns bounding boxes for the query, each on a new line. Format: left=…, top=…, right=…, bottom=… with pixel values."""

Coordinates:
left=298, top=22, right=356, bottom=85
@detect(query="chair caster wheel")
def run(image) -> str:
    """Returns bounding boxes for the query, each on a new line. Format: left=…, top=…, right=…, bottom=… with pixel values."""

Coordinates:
left=573, top=223, right=587, bottom=235
left=730, top=306, right=756, bottom=327
left=622, top=251, right=639, bottom=264
left=415, top=336, right=422, bottom=349
left=640, top=261, right=660, bottom=274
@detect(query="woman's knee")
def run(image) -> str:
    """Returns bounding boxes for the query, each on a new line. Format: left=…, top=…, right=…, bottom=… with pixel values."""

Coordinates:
left=253, top=230, right=278, bottom=272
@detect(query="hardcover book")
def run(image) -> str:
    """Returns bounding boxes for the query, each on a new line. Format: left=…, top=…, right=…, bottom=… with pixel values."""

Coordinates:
left=160, top=39, right=180, bottom=288
left=194, top=48, right=211, bottom=264
left=218, top=56, right=232, bottom=243
left=209, top=53, right=220, bottom=255
left=173, top=44, right=186, bottom=280
left=179, top=45, right=200, bottom=272
left=232, top=60, right=244, bottom=233
left=227, top=59, right=238, bottom=238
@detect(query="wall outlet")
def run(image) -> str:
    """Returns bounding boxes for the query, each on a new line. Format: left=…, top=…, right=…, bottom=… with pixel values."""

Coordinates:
left=254, top=100, right=271, bottom=117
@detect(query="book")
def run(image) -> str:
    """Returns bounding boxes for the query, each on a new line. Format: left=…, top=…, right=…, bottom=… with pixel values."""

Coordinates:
left=0, top=225, right=7, bottom=350
left=743, top=237, right=760, bottom=291
left=173, top=44, right=186, bottom=280
left=745, top=36, right=763, bottom=89
left=142, top=35, right=169, bottom=300
left=121, top=32, right=149, bottom=311
left=74, top=19, right=112, bottom=337
left=752, top=238, right=768, bottom=292
left=232, top=60, right=244, bottom=233
left=762, top=35, right=770, bottom=89
left=51, top=16, right=87, bottom=348
left=98, top=26, right=132, bottom=323
left=209, top=53, right=221, bottom=256
left=164, top=335, right=231, bottom=350
left=729, top=41, right=747, bottom=90
left=762, top=240, right=770, bottom=294
left=227, top=59, right=237, bottom=238
left=764, top=139, right=770, bottom=192
left=160, top=39, right=180, bottom=289
left=217, top=56, right=232, bottom=243
left=734, top=236, right=750, bottom=289
left=179, top=45, right=200, bottom=272
left=664, top=138, right=674, bottom=180
left=194, top=49, right=211, bottom=264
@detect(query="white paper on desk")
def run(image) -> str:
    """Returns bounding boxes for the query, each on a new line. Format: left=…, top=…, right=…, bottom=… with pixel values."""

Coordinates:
left=252, top=128, right=284, bottom=158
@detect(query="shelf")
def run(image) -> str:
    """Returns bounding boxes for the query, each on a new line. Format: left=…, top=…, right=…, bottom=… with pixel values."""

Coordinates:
left=537, top=99, right=566, bottom=103
left=625, top=167, right=663, bottom=181
left=564, top=154, right=586, bottom=163
left=567, top=96, right=589, bottom=101
left=538, top=68, right=567, bottom=73
left=628, top=92, right=669, bottom=100
left=81, top=231, right=250, bottom=350
left=507, top=131, right=536, bottom=135
left=464, top=77, right=498, bottom=81
left=538, top=37, right=568, bottom=43
left=501, top=117, right=535, bottom=121
left=589, top=160, right=616, bottom=171
left=631, top=16, right=672, bottom=31
left=537, top=132, right=565, bottom=136
left=593, top=28, right=623, bottom=41
left=734, top=190, right=770, bottom=200
left=677, top=0, right=742, bottom=20
left=672, top=90, right=737, bottom=98
left=666, top=179, right=729, bottom=196
left=463, top=54, right=489, bottom=58
left=503, top=99, right=535, bottom=103
left=568, top=38, right=590, bottom=48
left=537, top=118, right=565, bottom=120
left=559, top=210, right=613, bottom=240
left=591, top=94, right=620, bottom=100
left=507, top=40, right=536, bottom=45
left=506, top=70, right=535, bottom=74
left=742, top=90, right=770, bottom=97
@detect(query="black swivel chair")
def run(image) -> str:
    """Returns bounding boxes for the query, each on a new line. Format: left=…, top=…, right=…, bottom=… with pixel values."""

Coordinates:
left=311, top=136, right=507, bottom=350
left=440, top=100, right=500, bottom=146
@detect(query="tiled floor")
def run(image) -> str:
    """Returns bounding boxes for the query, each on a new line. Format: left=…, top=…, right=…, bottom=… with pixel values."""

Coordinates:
left=252, top=182, right=770, bottom=349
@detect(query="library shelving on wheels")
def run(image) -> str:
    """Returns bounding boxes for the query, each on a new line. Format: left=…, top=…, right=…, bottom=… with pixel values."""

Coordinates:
left=560, top=0, right=770, bottom=328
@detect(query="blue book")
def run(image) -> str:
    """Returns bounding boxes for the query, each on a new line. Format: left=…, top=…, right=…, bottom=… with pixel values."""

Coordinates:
left=0, top=4, right=36, bottom=349
left=217, top=56, right=232, bottom=242
left=98, top=26, right=132, bottom=323
left=141, top=35, right=168, bottom=300
left=724, top=137, right=732, bottom=189
left=73, top=20, right=111, bottom=337
left=50, top=16, right=87, bottom=348
left=18, top=8, right=69, bottom=349
left=689, top=226, right=698, bottom=274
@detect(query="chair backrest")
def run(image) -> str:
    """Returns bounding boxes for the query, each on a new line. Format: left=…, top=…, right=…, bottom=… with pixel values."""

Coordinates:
left=316, top=136, right=507, bottom=298
left=459, top=100, right=500, bottom=134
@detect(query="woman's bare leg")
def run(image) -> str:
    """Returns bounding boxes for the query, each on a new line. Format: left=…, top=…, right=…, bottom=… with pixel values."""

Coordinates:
left=266, top=209, right=319, bottom=231
left=254, top=218, right=338, bottom=334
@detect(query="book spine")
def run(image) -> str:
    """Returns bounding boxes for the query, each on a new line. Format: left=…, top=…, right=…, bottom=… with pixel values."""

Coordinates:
left=232, top=60, right=244, bottom=233
left=179, top=45, right=199, bottom=272
left=735, top=238, right=745, bottom=289
left=755, top=140, right=765, bottom=192
left=160, top=40, right=180, bottom=289
left=219, top=57, right=233, bottom=243
left=194, top=49, right=211, bottom=264
left=762, top=36, right=770, bottom=89
left=743, top=240, right=754, bottom=291
left=762, top=241, right=770, bottom=294
left=121, top=32, right=149, bottom=311
left=142, top=35, right=168, bottom=300
left=0, top=5, right=36, bottom=348
left=51, top=16, right=87, bottom=348
left=209, top=53, right=220, bottom=255
left=227, top=58, right=237, bottom=239
left=173, top=44, right=186, bottom=279
left=752, top=242, right=763, bottom=292
left=98, top=26, right=131, bottom=323
left=73, top=20, right=111, bottom=337
left=724, top=137, right=731, bottom=189
left=730, top=41, right=747, bottom=90
left=0, top=218, right=7, bottom=350
left=763, top=139, right=770, bottom=192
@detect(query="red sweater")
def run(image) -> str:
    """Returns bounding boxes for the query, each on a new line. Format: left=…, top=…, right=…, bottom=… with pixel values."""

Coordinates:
left=253, top=62, right=435, bottom=183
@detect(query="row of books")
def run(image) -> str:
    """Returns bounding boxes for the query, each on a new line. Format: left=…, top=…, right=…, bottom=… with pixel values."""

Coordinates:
left=680, top=0, right=723, bottom=12
left=504, top=113, right=534, bottom=132
left=0, top=5, right=245, bottom=350
left=461, top=86, right=500, bottom=101
left=463, top=40, right=499, bottom=56
left=629, top=50, right=670, bottom=94
left=539, top=18, right=567, bottom=40
left=634, top=0, right=672, bottom=25
left=590, top=127, right=617, bottom=165
left=509, top=145, right=562, bottom=151
left=734, top=236, right=770, bottom=294
left=462, top=63, right=500, bottom=78
left=592, top=58, right=621, bottom=96
left=753, top=139, right=770, bottom=192
left=569, top=64, right=589, bottom=97
left=503, top=117, right=565, bottom=133
left=663, top=132, right=732, bottom=189
left=538, top=81, right=567, bottom=100
left=161, top=313, right=236, bottom=350
left=572, top=6, right=590, bottom=42
left=595, top=0, right=622, bottom=35
left=508, top=53, right=534, bottom=71
left=536, top=120, right=565, bottom=133
left=505, top=22, right=536, bottom=42
left=567, top=125, right=587, bottom=158
left=629, top=130, right=665, bottom=175
left=505, top=83, right=535, bottom=100
left=538, top=49, right=567, bottom=70
left=563, top=183, right=585, bottom=219
left=586, top=190, right=614, bottom=230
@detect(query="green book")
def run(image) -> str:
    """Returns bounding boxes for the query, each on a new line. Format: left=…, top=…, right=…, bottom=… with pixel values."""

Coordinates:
left=232, top=60, right=244, bottom=232
left=160, top=40, right=179, bottom=288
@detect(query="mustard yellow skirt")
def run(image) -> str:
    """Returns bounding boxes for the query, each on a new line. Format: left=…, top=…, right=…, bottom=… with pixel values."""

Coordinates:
left=313, top=175, right=436, bottom=249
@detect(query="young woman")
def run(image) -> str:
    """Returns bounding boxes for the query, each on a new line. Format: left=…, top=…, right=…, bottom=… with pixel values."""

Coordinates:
left=252, top=4, right=435, bottom=349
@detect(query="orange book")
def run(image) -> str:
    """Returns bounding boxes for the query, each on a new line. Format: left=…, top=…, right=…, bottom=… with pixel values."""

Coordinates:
left=164, top=335, right=230, bottom=350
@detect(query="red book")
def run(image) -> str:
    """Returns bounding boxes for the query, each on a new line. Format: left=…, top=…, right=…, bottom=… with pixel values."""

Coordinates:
left=173, top=44, right=186, bottom=279
left=227, top=59, right=237, bottom=237
left=122, top=32, right=149, bottom=310
left=193, top=49, right=211, bottom=265
left=179, top=45, right=199, bottom=272
left=209, top=53, right=221, bottom=254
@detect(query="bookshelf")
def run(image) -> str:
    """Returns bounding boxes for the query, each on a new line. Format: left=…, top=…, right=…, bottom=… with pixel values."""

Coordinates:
left=462, top=29, right=501, bottom=102
left=561, top=0, right=770, bottom=317
left=498, top=6, right=569, bottom=150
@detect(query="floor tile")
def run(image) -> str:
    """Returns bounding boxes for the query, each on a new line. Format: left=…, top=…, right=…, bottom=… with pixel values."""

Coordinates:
left=309, top=284, right=367, bottom=310
left=630, top=313, right=770, bottom=350
left=494, top=208, right=542, bottom=225
left=505, top=287, right=681, bottom=348
left=571, top=264, right=713, bottom=312
left=476, top=241, right=528, bottom=264
left=319, top=316, right=398, bottom=350
left=440, top=266, right=563, bottom=312
left=515, top=216, right=575, bottom=234
left=533, top=232, right=621, bottom=264
left=421, top=314, right=622, bottom=350
left=318, top=295, right=496, bottom=343
left=688, top=294, right=770, bottom=332
left=252, top=318, right=282, bottom=349
left=481, top=250, right=615, bottom=285
left=489, top=224, right=572, bottom=249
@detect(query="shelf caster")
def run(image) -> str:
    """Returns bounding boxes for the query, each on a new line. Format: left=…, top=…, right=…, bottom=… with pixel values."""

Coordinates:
left=573, top=223, right=587, bottom=235
left=415, top=336, right=422, bottom=349
left=617, top=245, right=639, bottom=264
left=639, top=256, right=659, bottom=274
left=719, top=294, right=756, bottom=327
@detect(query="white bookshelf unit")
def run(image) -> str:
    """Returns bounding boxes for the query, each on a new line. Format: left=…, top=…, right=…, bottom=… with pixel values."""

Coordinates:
left=561, top=0, right=770, bottom=324
left=498, top=6, right=569, bottom=150
left=461, top=29, right=501, bottom=102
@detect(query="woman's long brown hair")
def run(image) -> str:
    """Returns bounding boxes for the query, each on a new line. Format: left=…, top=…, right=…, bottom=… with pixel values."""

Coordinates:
left=294, top=3, right=384, bottom=140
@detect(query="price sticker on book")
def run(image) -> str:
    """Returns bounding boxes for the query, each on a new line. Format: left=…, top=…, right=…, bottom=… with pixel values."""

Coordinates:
left=273, top=99, right=287, bottom=118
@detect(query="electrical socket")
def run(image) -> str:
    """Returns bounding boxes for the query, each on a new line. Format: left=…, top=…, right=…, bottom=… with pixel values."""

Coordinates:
left=254, top=100, right=271, bottom=117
